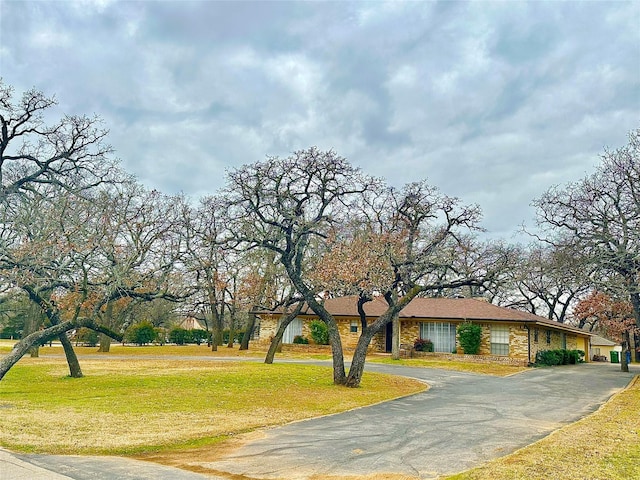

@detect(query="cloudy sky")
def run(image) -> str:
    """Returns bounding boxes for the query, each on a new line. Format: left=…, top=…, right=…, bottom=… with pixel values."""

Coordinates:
left=1, top=0, right=638, bottom=240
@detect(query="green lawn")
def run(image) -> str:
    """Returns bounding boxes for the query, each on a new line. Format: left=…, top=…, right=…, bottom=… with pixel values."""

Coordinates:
left=1, top=341, right=638, bottom=480
left=0, top=356, right=425, bottom=455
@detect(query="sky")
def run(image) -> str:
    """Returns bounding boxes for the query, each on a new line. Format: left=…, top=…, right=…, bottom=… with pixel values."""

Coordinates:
left=1, top=0, right=638, bottom=241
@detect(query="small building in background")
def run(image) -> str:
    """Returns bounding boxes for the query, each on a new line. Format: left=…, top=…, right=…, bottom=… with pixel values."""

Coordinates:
left=589, top=335, right=618, bottom=362
left=178, top=317, right=207, bottom=331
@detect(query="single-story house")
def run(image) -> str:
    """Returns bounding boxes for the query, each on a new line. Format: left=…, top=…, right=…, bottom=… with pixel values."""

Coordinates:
left=178, top=317, right=207, bottom=331
left=256, top=295, right=592, bottom=365
left=590, top=335, right=618, bottom=362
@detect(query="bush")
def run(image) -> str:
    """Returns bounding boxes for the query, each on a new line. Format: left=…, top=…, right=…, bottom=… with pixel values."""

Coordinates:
left=126, top=321, right=158, bottom=346
left=191, top=329, right=210, bottom=345
left=535, top=350, right=563, bottom=366
left=457, top=322, right=482, bottom=355
left=309, top=320, right=329, bottom=345
left=414, top=338, right=434, bottom=352
left=568, top=349, right=585, bottom=364
left=536, top=349, right=585, bottom=366
left=74, top=327, right=99, bottom=347
left=293, top=335, right=309, bottom=344
left=168, top=327, right=192, bottom=345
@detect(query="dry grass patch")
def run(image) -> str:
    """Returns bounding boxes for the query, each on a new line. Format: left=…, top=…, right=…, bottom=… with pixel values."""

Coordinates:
left=446, top=375, right=640, bottom=480
left=367, top=356, right=528, bottom=376
left=32, top=343, right=266, bottom=357
left=0, top=356, right=425, bottom=456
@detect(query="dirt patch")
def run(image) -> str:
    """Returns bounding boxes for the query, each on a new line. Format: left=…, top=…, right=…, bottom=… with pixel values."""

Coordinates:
left=135, top=431, right=265, bottom=477
left=137, top=430, right=420, bottom=480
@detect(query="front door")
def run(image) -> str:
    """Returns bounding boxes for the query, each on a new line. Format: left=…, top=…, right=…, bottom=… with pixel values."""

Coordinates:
left=385, top=322, right=393, bottom=353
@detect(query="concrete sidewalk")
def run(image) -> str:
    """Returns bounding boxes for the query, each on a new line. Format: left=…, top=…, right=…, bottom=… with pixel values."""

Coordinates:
left=0, top=448, right=72, bottom=480
left=0, top=449, right=218, bottom=480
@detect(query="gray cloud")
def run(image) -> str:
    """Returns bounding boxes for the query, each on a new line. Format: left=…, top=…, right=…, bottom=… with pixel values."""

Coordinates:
left=1, top=0, right=638, bottom=240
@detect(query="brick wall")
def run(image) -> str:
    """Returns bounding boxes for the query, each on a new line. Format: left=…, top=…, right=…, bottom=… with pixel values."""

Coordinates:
left=410, top=350, right=529, bottom=366
left=529, top=328, right=582, bottom=360
left=258, top=314, right=587, bottom=364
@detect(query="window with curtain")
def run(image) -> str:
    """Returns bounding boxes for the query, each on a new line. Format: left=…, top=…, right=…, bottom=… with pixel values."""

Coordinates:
left=491, top=325, right=509, bottom=356
left=420, top=322, right=457, bottom=353
left=282, top=318, right=303, bottom=344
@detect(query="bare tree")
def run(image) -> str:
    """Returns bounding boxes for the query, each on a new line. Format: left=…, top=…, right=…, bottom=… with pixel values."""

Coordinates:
left=534, top=128, right=640, bottom=371
left=224, top=150, right=497, bottom=387
left=0, top=80, right=120, bottom=200
left=496, top=244, right=594, bottom=323
left=313, top=181, right=497, bottom=386
left=0, top=182, right=189, bottom=379
left=223, top=148, right=378, bottom=385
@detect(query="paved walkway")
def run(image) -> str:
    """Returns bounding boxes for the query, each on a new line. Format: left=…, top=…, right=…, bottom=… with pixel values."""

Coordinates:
left=0, top=362, right=636, bottom=480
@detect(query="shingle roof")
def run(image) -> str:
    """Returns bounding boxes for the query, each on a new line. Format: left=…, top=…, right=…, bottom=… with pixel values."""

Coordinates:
left=590, top=335, right=617, bottom=346
left=293, top=295, right=590, bottom=336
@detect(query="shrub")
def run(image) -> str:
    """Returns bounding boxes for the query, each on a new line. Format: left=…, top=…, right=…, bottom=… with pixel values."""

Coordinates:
left=293, top=335, right=309, bottom=344
left=457, top=322, right=482, bottom=355
left=126, top=321, right=158, bottom=346
left=168, top=327, right=191, bottom=345
left=191, top=329, right=210, bottom=345
left=74, top=327, right=99, bottom=347
left=535, top=349, right=584, bottom=366
left=309, top=320, right=329, bottom=345
left=568, top=349, right=585, bottom=364
left=414, top=338, right=434, bottom=352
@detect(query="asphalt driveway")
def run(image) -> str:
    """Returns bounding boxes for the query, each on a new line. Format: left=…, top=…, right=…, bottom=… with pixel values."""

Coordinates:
left=1, top=362, right=636, bottom=480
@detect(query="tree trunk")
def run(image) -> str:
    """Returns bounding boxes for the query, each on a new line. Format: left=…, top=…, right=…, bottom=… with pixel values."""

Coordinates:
left=227, top=314, right=235, bottom=348
left=0, top=318, right=122, bottom=381
left=264, top=330, right=285, bottom=364
left=59, top=332, right=83, bottom=378
left=98, top=301, right=114, bottom=352
left=345, top=286, right=424, bottom=387
left=284, top=262, right=346, bottom=384
left=391, top=314, right=400, bottom=360
left=24, top=302, right=43, bottom=357
left=629, top=290, right=640, bottom=329
left=345, top=327, right=378, bottom=387
left=240, top=311, right=257, bottom=350
left=265, top=307, right=301, bottom=364
left=98, top=334, right=111, bottom=352
left=1, top=322, right=76, bottom=380
left=210, top=308, right=223, bottom=351
left=621, top=331, right=630, bottom=373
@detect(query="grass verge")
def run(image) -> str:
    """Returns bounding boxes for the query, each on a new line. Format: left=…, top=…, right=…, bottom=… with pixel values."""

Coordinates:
left=367, top=356, right=528, bottom=376
left=0, top=356, right=425, bottom=456
left=445, top=375, right=640, bottom=480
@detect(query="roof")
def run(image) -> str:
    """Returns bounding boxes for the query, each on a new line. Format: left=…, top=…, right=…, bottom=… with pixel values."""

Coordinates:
left=590, top=335, right=617, bottom=346
left=285, top=295, right=590, bottom=336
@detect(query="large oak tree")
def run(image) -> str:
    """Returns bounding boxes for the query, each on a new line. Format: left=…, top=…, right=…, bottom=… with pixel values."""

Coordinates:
left=534, top=128, right=640, bottom=371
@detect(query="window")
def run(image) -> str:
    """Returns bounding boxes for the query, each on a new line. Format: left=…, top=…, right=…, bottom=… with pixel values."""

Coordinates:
left=350, top=320, right=358, bottom=333
left=491, top=325, right=509, bottom=356
left=282, top=318, right=303, bottom=344
left=561, top=333, right=567, bottom=350
left=420, top=322, right=456, bottom=353
left=534, top=328, right=539, bottom=343
left=546, top=330, right=551, bottom=345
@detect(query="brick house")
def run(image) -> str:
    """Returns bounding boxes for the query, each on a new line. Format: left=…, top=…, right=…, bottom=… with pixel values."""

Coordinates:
left=257, top=295, right=591, bottom=365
